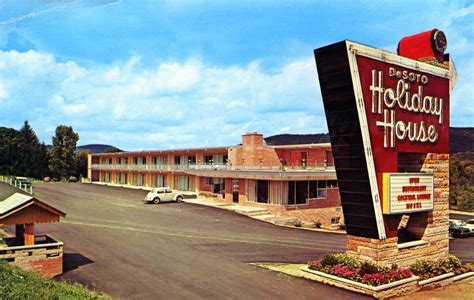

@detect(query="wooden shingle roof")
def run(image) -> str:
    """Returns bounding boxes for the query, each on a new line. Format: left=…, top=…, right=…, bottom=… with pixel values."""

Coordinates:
left=0, top=193, right=66, bottom=225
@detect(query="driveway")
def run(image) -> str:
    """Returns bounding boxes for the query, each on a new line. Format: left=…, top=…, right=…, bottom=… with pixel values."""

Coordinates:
left=1, top=182, right=472, bottom=299
left=10, top=182, right=366, bottom=299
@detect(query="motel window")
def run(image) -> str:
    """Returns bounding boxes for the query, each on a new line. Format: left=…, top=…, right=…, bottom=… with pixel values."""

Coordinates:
left=134, top=157, right=146, bottom=165
left=295, top=181, right=308, bottom=203
left=117, top=173, right=127, bottom=184
left=204, top=155, right=213, bottom=164
left=287, top=180, right=328, bottom=205
left=175, top=156, right=195, bottom=165
left=327, top=180, right=338, bottom=188
left=104, top=158, right=112, bottom=165
left=135, top=174, right=144, bottom=186
left=104, top=172, right=111, bottom=182
left=153, top=156, right=167, bottom=165
left=309, top=181, right=318, bottom=198
left=256, top=180, right=269, bottom=203
left=154, top=175, right=165, bottom=187
left=317, top=181, right=327, bottom=198
left=205, top=177, right=213, bottom=185
left=174, top=176, right=195, bottom=191
left=119, top=157, right=128, bottom=165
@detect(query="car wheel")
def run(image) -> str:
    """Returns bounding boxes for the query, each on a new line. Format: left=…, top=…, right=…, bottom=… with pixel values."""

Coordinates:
left=176, top=196, right=183, bottom=203
left=153, top=197, right=160, bottom=204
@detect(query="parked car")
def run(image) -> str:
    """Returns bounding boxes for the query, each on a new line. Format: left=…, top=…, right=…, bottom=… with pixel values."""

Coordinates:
left=462, top=219, right=474, bottom=234
left=144, top=187, right=184, bottom=204
left=449, top=220, right=470, bottom=238
left=68, top=176, right=78, bottom=183
left=14, top=177, right=32, bottom=187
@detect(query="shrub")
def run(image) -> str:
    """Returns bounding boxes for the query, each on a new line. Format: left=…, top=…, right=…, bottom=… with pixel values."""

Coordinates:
left=409, top=255, right=467, bottom=280
left=359, top=261, right=388, bottom=275
left=320, top=253, right=359, bottom=269
left=314, top=220, right=322, bottom=228
left=294, top=220, right=302, bottom=227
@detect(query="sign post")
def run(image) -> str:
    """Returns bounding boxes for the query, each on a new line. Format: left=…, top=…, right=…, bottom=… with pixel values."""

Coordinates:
left=315, top=30, right=455, bottom=267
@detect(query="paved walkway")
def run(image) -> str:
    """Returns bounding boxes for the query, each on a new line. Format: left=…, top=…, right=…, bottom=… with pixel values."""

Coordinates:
left=183, top=197, right=347, bottom=234
left=450, top=210, right=474, bottom=217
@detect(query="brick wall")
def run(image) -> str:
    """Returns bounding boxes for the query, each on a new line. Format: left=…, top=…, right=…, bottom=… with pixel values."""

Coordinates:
left=2, top=244, right=63, bottom=278
left=274, top=146, right=333, bottom=166
left=229, top=133, right=281, bottom=166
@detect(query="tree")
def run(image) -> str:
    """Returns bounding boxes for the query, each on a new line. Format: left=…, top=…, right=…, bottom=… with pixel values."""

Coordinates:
left=74, top=151, right=89, bottom=179
left=15, top=121, right=49, bottom=178
left=0, top=127, right=20, bottom=175
left=49, top=125, right=79, bottom=180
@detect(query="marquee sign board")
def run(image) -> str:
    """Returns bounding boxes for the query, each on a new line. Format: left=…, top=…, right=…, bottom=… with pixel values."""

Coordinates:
left=315, top=41, right=453, bottom=239
left=382, top=173, right=434, bottom=215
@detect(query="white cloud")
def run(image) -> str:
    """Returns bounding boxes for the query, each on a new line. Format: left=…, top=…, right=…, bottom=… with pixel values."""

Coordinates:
left=1, top=31, right=472, bottom=150
left=0, top=49, right=326, bottom=150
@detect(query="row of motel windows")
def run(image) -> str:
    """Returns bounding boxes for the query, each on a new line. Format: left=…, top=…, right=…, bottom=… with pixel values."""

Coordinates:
left=246, top=180, right=338, bottom=205
left=102, top=155, right=227, bottom=165
left=101, top=172, right=195, bottom=191
left=101, top=173, right=336, bottom=202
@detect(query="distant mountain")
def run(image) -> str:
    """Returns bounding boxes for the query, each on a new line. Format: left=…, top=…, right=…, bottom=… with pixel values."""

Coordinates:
left=76, top=144, right=122, bottom=154
left=264, top=133, right=330, bottom=146
left=450, top=127, right=474, bottom=154
left=264, top=128, right=474, bottom=153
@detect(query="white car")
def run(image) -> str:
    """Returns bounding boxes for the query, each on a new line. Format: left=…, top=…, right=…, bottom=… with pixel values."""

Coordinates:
left=462, top=219, right=474, bottom=234
left=144, top=187, right=184, bottom=204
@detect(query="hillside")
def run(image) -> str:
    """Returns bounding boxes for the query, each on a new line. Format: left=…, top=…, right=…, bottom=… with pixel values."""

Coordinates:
left=76, top=144, right=122, bottom=154
left=264, top=133, right=330, bottom=146
left=264, top=128, right=474, bottom=153
left=450, top=127, right=474, bottom=153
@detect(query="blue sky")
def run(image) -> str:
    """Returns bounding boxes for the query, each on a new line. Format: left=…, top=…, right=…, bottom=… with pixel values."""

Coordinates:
left=0, top=0, right=472, bottom=150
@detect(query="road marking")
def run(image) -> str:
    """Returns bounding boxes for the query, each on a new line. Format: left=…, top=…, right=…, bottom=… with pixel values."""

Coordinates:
left=62, top=220, right=344, bottom=250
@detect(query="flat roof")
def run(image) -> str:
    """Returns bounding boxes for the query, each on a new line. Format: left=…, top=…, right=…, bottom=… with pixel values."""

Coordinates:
left=92, top=145, right=230, bottom=157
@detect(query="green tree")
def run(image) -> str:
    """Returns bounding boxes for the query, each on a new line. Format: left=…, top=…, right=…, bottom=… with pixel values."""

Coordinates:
left=49, top=125, right=79, bottom=180
left=74, top=151, right=89, bottom=179
left=15, top=121, right=49, bottom=178
left=0, top=127, right=20, bottom=175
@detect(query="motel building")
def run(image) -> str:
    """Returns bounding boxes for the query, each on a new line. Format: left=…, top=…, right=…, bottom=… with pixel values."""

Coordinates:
left=87, top=132, right=343, bottom=226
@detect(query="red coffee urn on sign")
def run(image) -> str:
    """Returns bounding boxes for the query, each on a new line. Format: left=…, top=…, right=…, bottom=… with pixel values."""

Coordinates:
left=398, top=29, right=447, bottom=62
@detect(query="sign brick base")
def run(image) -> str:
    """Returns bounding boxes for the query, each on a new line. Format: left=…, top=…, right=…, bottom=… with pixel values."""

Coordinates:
left=347, top=153, right=449, bottom=268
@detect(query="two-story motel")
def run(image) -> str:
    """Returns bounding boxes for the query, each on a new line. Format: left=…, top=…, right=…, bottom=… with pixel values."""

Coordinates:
left=87, top=132, right=343, bottom=225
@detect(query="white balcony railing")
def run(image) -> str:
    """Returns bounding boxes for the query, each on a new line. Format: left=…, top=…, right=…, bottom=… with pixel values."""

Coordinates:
left=90, top=163, right=335, bottom=172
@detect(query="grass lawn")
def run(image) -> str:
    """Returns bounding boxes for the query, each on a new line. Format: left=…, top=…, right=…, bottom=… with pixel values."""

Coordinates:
left=0, top=261, right=109, bottom=299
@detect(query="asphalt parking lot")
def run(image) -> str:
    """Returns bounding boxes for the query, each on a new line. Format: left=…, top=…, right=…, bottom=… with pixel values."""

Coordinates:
left=1, top=182, right=366, bottom=299
left=1, top=182, right=472, bottom=299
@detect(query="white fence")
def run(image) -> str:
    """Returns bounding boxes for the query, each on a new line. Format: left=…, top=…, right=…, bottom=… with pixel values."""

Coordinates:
left=0, top=175, right=34, bottom=195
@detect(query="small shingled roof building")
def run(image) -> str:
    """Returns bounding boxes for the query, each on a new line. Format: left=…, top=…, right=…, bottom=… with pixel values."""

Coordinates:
left=0, top=193, right=66, bottom=277
left=0, top=193, right=65, bottom=246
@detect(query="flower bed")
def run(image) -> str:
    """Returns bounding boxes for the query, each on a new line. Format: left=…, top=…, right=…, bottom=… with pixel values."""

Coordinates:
left=408, top=255, right=474, bottom=280
left=307, top=253, right=413, bottom=286
left=307, top=253, right=474, bottom=287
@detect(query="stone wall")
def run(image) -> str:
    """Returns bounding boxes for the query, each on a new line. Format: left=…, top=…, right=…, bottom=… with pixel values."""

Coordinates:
left=347, top=153, right=450, bottom=268
left=0, top=239, right=63, bottom=277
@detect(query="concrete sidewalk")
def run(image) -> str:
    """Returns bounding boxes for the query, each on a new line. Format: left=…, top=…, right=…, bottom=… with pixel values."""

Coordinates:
left=183, top=197, right=346, bottom=234
left=450, top=210, right=474, bottom=217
